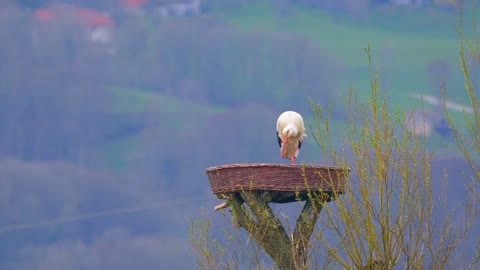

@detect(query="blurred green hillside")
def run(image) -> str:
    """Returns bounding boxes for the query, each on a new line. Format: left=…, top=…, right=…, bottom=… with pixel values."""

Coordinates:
left=218, top=1, right=475, bottom=105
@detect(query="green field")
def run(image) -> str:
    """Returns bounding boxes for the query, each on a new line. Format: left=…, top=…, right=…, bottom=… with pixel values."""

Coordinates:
left=214, top=2, right=474, bottom=109
left=110, top=87, right=225, bottom=114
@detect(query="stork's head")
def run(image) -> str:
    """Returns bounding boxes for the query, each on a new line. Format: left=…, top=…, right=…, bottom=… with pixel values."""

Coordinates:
left=282, top=124, right=298, bottom=138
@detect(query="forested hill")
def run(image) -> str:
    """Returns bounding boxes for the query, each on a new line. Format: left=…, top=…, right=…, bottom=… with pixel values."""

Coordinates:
left=0, top=1, right=477, bottom=269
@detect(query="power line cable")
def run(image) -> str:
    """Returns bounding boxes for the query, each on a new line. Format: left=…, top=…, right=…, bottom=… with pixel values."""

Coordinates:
left=0, top=196, right=212, bottom=233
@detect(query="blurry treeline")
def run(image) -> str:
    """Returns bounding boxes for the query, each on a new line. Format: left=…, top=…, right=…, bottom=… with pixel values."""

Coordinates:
left=0, top=3, right=338, bottom=163
left=0, top=3, right=341, bottom=268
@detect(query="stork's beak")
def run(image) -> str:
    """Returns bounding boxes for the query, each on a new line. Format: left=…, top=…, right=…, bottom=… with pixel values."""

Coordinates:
left=281, top=134, right=288, bottom=158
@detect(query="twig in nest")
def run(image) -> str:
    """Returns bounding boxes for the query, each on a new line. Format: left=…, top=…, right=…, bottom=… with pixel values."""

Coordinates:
left=214, top=202, right=229, bottom=211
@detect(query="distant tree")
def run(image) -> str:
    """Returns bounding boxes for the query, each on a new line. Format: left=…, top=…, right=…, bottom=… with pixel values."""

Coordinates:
left=144, top=18, right=339, bottom=108
left=0, top=8, right=112, bottom=164
left=109, top=16, right=151, bottom=87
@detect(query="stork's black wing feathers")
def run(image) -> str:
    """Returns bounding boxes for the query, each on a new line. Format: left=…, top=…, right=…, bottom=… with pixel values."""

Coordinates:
left=298, top=140, right=303, bottom=149
left=276, top=131, right=282, bottom=147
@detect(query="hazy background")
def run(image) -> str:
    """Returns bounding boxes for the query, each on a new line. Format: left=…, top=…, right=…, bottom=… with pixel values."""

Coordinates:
left=0, top=0, right=478, bottom=269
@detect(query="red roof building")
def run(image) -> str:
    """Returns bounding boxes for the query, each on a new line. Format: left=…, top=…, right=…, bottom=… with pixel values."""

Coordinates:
left=32, top=6, right=115, bottom=51
left=33, top=7, right=114, bottom=27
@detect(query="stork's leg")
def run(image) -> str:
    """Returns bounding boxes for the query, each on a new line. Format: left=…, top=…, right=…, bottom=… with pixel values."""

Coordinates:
left=290, top=152, right=295, bottom=164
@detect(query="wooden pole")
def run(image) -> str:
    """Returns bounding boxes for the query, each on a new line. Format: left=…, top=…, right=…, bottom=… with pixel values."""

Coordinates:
left=228, top=191, right=327, bottom=270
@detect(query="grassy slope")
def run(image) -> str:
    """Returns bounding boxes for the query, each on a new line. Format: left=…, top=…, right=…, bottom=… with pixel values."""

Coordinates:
left=103, top=88, right=225, bottom=170
left=110, top=87, right=225, bottom=114
left=215, top=2, right=471, bottom=111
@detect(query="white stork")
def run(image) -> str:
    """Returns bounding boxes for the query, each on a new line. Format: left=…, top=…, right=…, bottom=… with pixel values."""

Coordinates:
left=276, top=111, right=306, bottom=164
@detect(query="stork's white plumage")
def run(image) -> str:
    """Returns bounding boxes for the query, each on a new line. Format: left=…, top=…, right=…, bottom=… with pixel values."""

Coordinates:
left=276, top=111, right=306, bottom=164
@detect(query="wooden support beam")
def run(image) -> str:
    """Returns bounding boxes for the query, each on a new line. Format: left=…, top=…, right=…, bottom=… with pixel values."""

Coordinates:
left=229, top=191, right=327, bottom=270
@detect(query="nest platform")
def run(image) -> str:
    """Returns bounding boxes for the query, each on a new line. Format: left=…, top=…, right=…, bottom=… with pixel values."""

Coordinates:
left=206, top=163, right=349, bottom=203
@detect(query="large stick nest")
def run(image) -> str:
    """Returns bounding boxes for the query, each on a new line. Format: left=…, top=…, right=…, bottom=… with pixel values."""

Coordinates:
left=206, top=163, right=349, bottom=203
